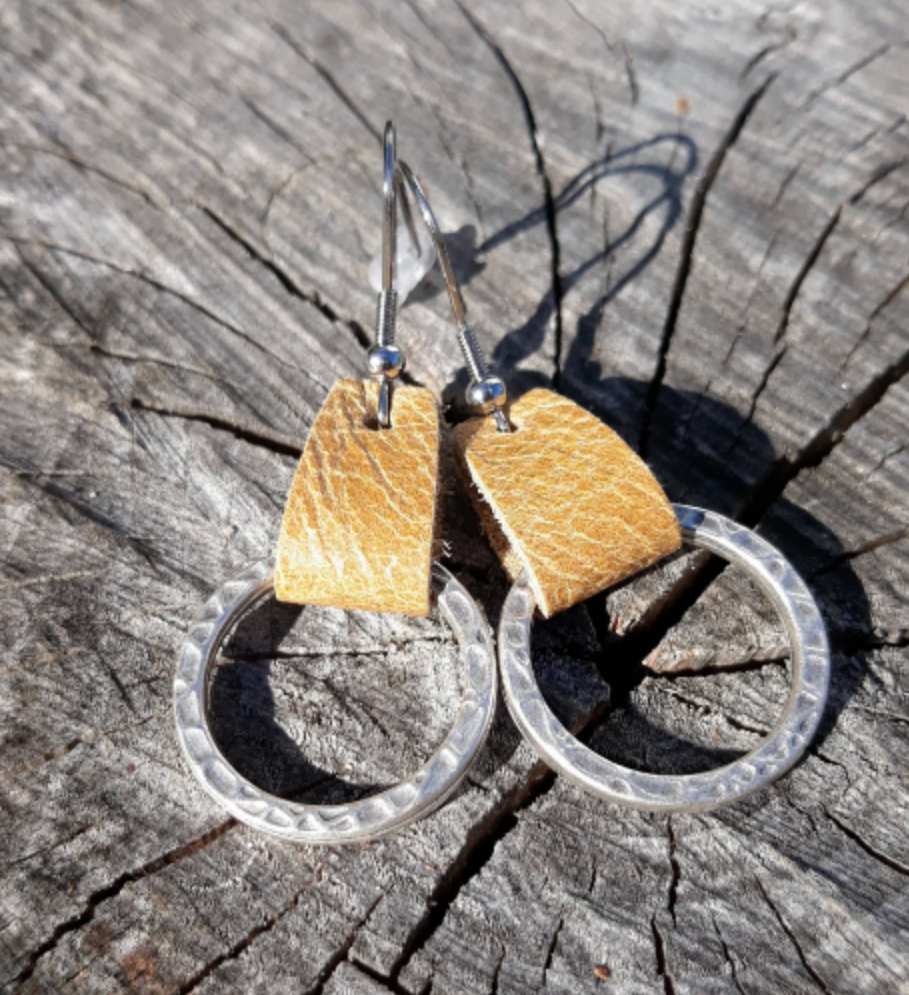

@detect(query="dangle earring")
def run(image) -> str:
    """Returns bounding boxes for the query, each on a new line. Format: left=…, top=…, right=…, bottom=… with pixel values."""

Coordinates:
left=417, top=185, right=830, bottom=812
left=173, top=123, right=497, bottom=843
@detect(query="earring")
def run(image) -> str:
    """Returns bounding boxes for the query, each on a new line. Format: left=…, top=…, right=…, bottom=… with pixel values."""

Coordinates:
left=426, top=205, right=830, bottom=813
left=173, top=123, right=497, bottom=844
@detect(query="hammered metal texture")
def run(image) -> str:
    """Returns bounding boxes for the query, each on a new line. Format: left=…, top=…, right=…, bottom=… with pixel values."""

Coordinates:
left=174, top=561, right=497, bottom=843
left=499, top=505, right=831, bottom=812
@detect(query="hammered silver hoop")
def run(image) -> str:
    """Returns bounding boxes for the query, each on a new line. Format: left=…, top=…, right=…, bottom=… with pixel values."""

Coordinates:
left=499, top=504, right=831, bottom=812
left=174, top=561, right=497, bottom=843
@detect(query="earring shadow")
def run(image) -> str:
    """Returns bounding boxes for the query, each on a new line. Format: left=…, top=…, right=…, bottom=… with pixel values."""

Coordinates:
left=431, top=128, right=871, bottom=788
left=208, top=598, right=392, bottom=806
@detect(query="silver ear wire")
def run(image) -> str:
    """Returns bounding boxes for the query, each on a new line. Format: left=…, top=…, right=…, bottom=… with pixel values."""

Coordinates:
left=368, top=122, right=410, bottom=428
left=396, top=161, right=510, bottom=433
left=369, top=122, right=509, bottom=432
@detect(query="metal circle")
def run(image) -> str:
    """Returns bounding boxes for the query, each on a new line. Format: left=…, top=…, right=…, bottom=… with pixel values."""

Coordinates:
left=498, top=505, right=831, bottom=812
left=174, top=561, right=497, bottom=843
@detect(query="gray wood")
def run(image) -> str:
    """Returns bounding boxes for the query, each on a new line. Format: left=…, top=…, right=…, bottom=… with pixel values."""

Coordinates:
left=1, top=0, right=907, bottom=993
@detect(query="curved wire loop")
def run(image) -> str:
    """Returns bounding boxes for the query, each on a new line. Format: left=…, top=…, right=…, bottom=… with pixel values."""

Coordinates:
left=370, top=121, right=509, bottom=432
left=397, top=160, right=510, bottom=433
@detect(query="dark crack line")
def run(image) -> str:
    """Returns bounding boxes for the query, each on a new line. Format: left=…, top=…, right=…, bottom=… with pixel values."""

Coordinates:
left=735, top=339, right=909, bottom=529
left=176, top=868, right=327, bottom=995
left=6, top=235, right=306, bottom=375
left=2, top=455, right=165, bottom=567
left=666, top=817, right=680, bottom=928
left=841, top=267, right=909, bottom=373
left=347, top=958, right=416, bottom=995
left=239, top=95, right=314, bottom=160
left=824, top=809, right=909, bottom=878
left=650, top=916, right=676, bottom=995
left=622, top=41, right=640, bottom=107
left=804, top=44, right=890, bottom=108
left=733, top=344, right=787, bottom=446
left=775, top=207, right=841, bottom=344
left=659, top=685, right=773, bottom=735
left=85, top=343, right=243, bottom=389
left=13, top=820, right=236, bottom=988
left=386, top=701, right=609, bottom=982
left=456, top=1, right=564, bottom=388
left=755, top=878, right=832, bottom=994
left=656, top=656, right=787, bottom=682
left=850, top=155, right=909, bottom=204
left=12, top=142, right=159, bottom=207
left=4, top=820, right=102, bottom=871
left=129, top=397, right=302, bottom=459
left=740, top=29, right=795, bottom=81
left=640, top=75, right=775, bottom=459
left=14, top=243, right=96, bottom=339
left=269, top=23, right=380, bottom=142
left=711, top=915, right=749, bottom=995
left=224, top=636, right=450, bottom=664
left=490, top=949, right=505, bottom=994
left=2, top=709, right=168, bottom=788
left=810, top=525, right=909, bottom=577
left=542, top=915, right=564, bottom=976
left=852, top=703, right=909, bottom=726
left=199, top=205, right=372, bottom=353
left=304, top=895, right=384, bottom=995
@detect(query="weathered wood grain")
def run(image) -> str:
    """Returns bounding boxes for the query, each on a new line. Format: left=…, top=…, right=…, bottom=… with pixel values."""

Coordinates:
left=1, top=0, right=908, bottom=993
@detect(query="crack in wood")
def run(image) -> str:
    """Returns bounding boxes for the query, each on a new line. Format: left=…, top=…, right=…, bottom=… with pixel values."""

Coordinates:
left=12, top=819, right=237, bottom=989
left=640, top=74, right=775, bottom=459
left=455, top=1, right=564, bottom=387
left=4, top=820, right=102, bottom=871
left=740, top=28, right=796, bottom=82
left=1, top=709, right=168, bottom=789
left=622, top=41, right=640, bottom=107
left=175, top=866, right=328, bottom=995
left=849, top=155, right=909, bottom=205
left=542, top=915, right=564, bottom=977
left=650, top=915, right=676, bottom=995
left=269, top=23, right=381, bottom=143
left=129, top=397, right=303, bottom=460
left=385, top=701, right=609, bottom=983
left=809, top=526, right=909, bottom=577
left=3, top=458, right=164, bottom=564
left=754, top=877, right=833, bottom=995
left=804, top=44, right=891, bottom=108
left=9, top=142, right=160, bottom=207
left=666, top=817, right=681, bottom=928
left=775, top=207, right=842, bottom=345
left=735, top=340, right=909, bottom=530
left=711, top=914, right=749, bottom=995
left=823, top=809, right=909, bottom=878
left=199, top=205, right=372, bottom=354
left=841, top=267, right=909, bottom=373
left=7, top=236, right=312, bottom=378
left=239, top=95, right=315, bottom=161
left=303, top=895, right=384, bottom=995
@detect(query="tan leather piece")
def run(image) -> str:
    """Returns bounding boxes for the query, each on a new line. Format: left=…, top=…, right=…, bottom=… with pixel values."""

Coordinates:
left=453, top=388, right=681, bottom=618
left=274, top=379, right=440, bottom=616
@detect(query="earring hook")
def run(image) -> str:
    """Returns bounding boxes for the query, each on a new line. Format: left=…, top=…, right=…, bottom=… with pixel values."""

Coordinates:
left=396, top=161, right=510, bottom=433
left=368, top=122, right=420, bottom=429
left=368, top=122, right=509, bottom=433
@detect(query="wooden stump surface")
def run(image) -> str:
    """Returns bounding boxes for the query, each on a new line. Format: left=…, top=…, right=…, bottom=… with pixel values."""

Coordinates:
left=1, top=1, right=908, bottom=992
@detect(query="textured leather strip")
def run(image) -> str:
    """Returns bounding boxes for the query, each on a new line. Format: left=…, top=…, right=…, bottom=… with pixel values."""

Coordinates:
left=275, top=379, right=440, bottom=616
left=453, top=388, right=681, bottom=618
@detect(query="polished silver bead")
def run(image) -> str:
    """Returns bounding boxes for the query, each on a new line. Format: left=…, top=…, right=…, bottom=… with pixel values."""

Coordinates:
left=367, top=343, right=405, bottom=379
left=466, top=376, right=507, bottom=413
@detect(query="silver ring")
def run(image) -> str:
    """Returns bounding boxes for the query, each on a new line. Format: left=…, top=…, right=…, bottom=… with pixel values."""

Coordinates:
left=174, top=561, right=497, bottom=842
left=498, top=504, right=831, bottom=812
